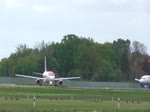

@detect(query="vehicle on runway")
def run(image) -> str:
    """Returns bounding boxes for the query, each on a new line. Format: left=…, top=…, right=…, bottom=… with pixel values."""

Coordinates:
left=135, top=75, right=150, bottom=88
left=15, top=56, right=80, bottom=86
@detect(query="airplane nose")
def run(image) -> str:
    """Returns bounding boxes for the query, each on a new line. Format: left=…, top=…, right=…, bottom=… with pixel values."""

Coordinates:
left=140, top=79, right=144, bottom=83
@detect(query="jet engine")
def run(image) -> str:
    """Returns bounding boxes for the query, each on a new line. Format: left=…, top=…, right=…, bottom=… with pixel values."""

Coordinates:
left=58, top=80, right=63, bottom=85
left=36, top=79, right=43, bottom=86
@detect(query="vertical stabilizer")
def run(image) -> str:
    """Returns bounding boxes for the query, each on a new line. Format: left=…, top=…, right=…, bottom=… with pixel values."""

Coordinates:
left=44, top=56, right=47, bottom=71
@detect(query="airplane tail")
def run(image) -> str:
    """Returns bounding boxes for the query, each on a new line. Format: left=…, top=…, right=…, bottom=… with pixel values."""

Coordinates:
left=44, top=56, right=47, bottom=71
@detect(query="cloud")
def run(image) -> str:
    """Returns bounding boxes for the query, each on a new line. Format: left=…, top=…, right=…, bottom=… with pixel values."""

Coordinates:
left=32, top=5, right=50, bottom=13
left=75, top=0, right=99, bottom=5
left=130, top=12, right=150, bottom=27
left=135, top=0, right=150, bottom=12
left=111, top=0, right=150, bottom=12
left=4, top=0, right=17, bottom=7
left=2, top=0, right=100, bottom=15
left=30, top=1, right=70, bottom=15
left=111, top=0, right=129, bottom=5
left=4, top=0, right=24, bottom=8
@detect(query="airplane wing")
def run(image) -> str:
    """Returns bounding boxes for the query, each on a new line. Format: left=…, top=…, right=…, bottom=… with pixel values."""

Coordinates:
left=55, top=77, right=80, bottom=81
left=135, top=78, right=140, bottom=82
left=15, top=74, right=45, bottom=80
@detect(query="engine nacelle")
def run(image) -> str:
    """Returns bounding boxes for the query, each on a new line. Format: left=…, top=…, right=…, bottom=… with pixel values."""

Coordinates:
left=58, top=80, right=63, bottom=85
left=36, top=79, right=43, bottom=86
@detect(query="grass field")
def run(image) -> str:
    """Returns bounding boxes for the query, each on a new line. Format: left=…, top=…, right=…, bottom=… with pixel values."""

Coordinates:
left=0, top=85, right=150, bottom=112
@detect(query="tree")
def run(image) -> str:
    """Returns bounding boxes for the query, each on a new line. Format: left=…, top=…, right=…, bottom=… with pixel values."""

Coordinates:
left=130, top=41, right=148, bottom=79
left=113, top=39, right=131, bottom=80
left=55, top=34, right=80, bottom=76
left=131, top=41, right=147, bottom=55
left=0, top=34, right=149, bottom=82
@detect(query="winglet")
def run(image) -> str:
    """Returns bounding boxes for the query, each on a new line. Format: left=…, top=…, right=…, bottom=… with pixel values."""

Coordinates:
left=44, top=56, right=47, bottom=71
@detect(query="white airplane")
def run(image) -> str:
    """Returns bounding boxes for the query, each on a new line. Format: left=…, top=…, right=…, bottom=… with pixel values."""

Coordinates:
left=135, top=75, right=150, bottom=88
left=15, top=56, right=80, bottom=86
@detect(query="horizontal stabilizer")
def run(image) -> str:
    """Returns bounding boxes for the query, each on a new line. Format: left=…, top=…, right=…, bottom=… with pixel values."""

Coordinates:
left=33, top=72, right=43, bottom=75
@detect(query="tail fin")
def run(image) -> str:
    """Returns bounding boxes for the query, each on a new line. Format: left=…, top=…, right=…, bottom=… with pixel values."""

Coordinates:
left=44, top=56, right=47, bottom=71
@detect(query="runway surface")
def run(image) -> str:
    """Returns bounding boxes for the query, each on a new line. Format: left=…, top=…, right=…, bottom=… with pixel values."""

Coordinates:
left=0, top=77, right=149, bottom=90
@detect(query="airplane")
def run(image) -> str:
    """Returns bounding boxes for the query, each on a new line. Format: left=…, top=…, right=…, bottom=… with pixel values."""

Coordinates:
left=135, top=75, right=150, bottom=88
left=15, top=56, right=80, bottom=86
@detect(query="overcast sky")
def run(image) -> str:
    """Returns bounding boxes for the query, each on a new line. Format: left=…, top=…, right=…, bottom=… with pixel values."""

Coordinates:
left=0, top=0, right=150, bottom=60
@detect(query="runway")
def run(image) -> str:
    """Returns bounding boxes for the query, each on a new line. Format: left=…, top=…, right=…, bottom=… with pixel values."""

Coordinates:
left=65, top=80, right=149, bottom=90
left=0, top=77, right=149, bottom=90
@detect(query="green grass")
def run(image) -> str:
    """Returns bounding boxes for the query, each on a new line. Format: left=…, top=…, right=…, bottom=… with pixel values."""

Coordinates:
left=0, top=85, right=150, bottom=112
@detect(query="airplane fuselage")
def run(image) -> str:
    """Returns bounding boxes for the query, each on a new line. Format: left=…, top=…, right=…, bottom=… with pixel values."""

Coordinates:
left=43, top=71, right=55, bottom=81
left=135, top=75, right=150, bottom=88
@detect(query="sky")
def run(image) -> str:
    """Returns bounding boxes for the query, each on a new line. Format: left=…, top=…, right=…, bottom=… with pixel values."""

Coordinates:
left=0, top=0, right=150, bottom=60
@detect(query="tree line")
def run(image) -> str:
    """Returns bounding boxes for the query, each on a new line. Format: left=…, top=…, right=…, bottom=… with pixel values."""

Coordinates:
left=0, top=34, right=149, bottom=81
